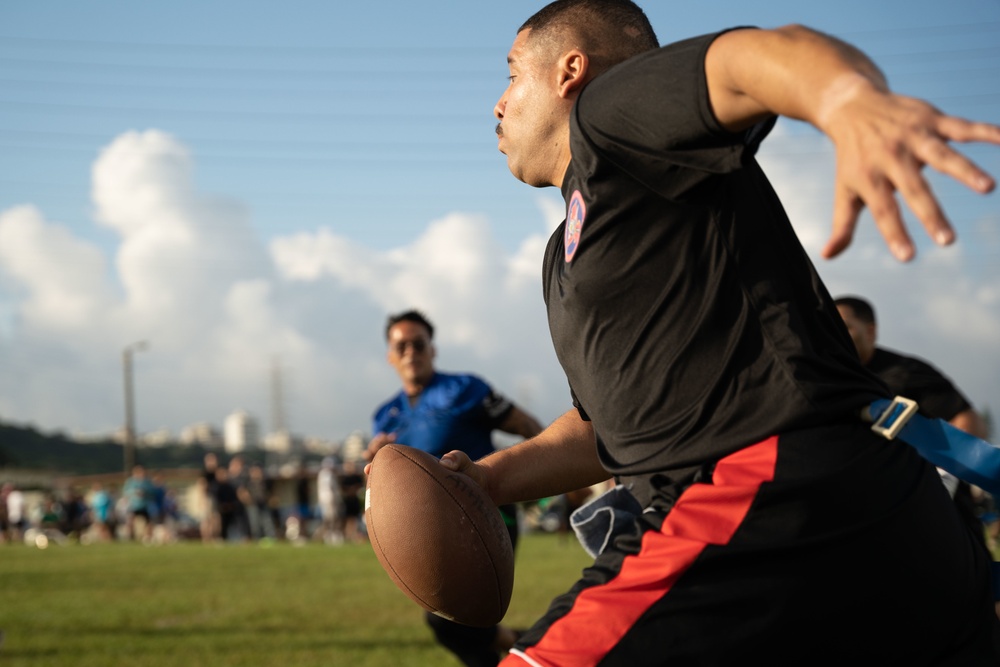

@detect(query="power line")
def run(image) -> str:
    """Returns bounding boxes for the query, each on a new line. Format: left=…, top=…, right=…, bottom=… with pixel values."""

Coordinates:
left=0, top=98, right=483, bottom=121
left=0, top=127, right=483, bottom=149
left=1, top=20, right=997, bottom=51
left=0, top=56, right=497, bottom=82
left=0, top=34, right=502, bottom=56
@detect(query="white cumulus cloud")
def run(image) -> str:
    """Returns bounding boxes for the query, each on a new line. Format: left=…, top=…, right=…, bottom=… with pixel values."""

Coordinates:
left=1, top=125, right=997, bottom=447
left=0, top=131, right=568, bottom=441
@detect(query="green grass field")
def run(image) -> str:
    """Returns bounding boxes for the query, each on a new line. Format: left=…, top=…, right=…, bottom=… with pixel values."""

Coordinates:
left=0, top=533, right=593, bottom=667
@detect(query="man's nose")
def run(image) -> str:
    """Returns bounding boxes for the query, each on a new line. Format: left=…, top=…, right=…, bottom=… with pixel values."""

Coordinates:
left=493, top=94, right=506, bottom=120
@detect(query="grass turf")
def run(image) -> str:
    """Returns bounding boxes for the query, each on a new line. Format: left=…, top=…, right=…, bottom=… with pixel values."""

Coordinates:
left=0, top=533, right=592, bottom=667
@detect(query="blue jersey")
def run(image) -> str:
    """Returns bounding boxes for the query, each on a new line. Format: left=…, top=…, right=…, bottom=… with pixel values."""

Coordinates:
left=372, top=372, right=513, bottom=460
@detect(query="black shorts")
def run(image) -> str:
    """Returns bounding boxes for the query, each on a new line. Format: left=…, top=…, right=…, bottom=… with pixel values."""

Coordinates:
left=505, top=422, right=1000, bottom=666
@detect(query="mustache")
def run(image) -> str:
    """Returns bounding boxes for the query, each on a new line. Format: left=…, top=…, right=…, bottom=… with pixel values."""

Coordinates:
left=495, top=123, right=503, bottom=138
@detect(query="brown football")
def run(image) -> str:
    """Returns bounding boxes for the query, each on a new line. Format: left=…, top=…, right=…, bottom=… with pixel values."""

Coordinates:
left=364, top=444, right=514, bottom=627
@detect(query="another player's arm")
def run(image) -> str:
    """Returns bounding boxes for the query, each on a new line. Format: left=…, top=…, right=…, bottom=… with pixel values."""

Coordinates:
left=704, top=25, right=1000, bottom=262
left=441, top=408, right=610, bottom=506
left=950, top=408, right=989, bottom=440
left=497, top=404, right=545, bottom=440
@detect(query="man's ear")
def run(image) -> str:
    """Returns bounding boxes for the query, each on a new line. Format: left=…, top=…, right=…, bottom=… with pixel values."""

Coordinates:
left=557, top=49, right=590, bottom=98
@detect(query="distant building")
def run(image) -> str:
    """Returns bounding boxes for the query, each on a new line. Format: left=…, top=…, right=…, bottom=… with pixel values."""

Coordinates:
left=224, top=410, right=260, bottom=453
left=341, top=431, right=367, bottom=462
left=263, top=429, right=302, bottom=455
left=109, top=425, right=164, bottom=446
left=179, top=422, right=223, bottom=449
left=303, top=435, right=338, bottom=456
left=140, top=428, right=173, bottom=448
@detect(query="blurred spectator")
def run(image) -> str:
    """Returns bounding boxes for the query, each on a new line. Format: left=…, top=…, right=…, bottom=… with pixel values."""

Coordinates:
left=0, top=483, right=11, bottom=543
left=149, top=474, right=167, bottom=535
left=213, top=467, right=241, bottom=542
left=200, top=453, right=221, bottom=542
left=265, top=471, right=283, bottom=541
left=317, top=457, right=344, bottom=545
left=61, top=487, right=89, bottom=540
left=87, top=482, right=115, bottom=542
left=245, top=463, right=276, bottom=540
left=39, top=494, right=63, bottom=533
left=156, top=487, right=180, bottom=544
left=295, top=473, right=311, bottom=526
left=3, top=483, right=25, bottom=543
left=339, top=460, right=366, bottom=543
left=122, top=464, right=155, bottom=542
left=228, top=455, right=252, bottom=542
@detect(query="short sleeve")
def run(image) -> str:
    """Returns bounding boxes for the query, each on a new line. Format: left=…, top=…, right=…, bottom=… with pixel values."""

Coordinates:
left=573, top=29, right=775, bottom=197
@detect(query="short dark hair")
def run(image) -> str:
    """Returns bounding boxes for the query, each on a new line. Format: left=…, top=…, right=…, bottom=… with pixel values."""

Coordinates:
left=519, top=0, right=659, bottom=77
left=385, top=310, right=434, bottom=341
left=833, top=296, right=876, bottom=325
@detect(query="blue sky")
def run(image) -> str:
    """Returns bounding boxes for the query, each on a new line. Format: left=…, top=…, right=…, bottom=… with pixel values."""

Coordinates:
left=1, top=1, right=998, bottom=444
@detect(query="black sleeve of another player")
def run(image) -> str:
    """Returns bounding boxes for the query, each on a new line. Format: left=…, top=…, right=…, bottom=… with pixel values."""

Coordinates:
left=889, top=354, right=972, bottom=421
left=480, top=389, right=515, bottom=429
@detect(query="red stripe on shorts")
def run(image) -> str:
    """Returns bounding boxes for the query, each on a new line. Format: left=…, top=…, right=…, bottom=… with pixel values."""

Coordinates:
left=504, top=436, right=779, bottom=667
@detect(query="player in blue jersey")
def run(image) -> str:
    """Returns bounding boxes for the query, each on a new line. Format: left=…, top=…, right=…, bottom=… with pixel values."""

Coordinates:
left=366, top=309, right=545, bottom=667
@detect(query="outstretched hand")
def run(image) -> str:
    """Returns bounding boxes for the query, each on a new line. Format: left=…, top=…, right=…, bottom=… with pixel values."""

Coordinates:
left=820, top=78, right=1000, bottom=261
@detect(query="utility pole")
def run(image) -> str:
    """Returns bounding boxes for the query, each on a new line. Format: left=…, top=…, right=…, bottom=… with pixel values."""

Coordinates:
left=268, top=356, right=288, bottom=467
left=122, top=341, right=149, bottom=477
left=270, top=356, right=287, bottom=437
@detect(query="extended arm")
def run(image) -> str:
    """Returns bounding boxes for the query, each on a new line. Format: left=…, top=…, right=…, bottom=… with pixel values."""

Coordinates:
left=705, top=25, right=1000, bottom=261
left=441, top=408, right=611, bottom=506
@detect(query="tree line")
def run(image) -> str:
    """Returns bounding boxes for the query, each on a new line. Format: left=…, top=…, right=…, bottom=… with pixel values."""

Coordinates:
left=0, top=420, right=215, bottom=475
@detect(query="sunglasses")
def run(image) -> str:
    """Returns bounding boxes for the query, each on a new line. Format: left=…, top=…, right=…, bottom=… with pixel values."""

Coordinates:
left=391, top=339, right=429, bottom=355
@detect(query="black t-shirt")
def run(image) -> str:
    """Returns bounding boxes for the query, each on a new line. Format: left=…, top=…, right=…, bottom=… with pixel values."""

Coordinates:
left=544, top=31, right=885, bottom=478
left=866, top=347, right=971, bottom=421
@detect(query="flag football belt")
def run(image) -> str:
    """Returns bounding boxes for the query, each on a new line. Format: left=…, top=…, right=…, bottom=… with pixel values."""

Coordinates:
left=865, top=396, right=1000, bottom=601
left=864, top=397, right=1000, bottom=498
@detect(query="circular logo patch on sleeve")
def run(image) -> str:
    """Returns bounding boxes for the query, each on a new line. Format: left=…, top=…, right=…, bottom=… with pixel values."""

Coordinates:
left=565, top=190, right=586, bottom=263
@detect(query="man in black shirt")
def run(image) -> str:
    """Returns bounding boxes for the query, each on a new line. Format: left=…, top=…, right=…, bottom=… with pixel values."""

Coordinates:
left=835, top=295, right=988, bottom=440
left=835, top=295, right=998, bottom=611
left=439, top=1, right=1000, bottom=664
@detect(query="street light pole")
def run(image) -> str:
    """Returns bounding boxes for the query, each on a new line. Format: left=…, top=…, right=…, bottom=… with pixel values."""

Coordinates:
left=122, top=341, right=149, bottom=477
